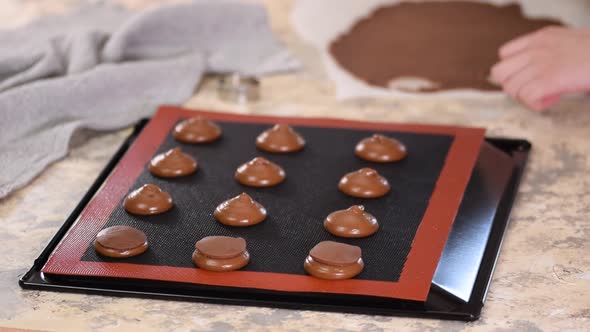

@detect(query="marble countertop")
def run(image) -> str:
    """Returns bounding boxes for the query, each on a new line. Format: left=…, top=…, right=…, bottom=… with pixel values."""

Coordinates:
left=1, top=1, right=589, bottom=331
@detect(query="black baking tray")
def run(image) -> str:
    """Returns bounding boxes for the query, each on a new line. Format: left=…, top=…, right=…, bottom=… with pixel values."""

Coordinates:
left=20, top=118, right=530, bottom=321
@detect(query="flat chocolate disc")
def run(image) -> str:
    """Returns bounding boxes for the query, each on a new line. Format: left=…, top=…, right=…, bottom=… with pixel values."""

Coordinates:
left=338, top=168, right=390, bottom=198
left=148, top=147, right=198, bottom=178
left=235, top=157, right=286, bottom=187
left=355, top=134, right=407, bottom=163
left=304, top=241, right=364, bottom=279
left=123, top=184, right=173, bottom=215
left=214, top=193, right=267, bottom=227
left=94, top=225, right=148, bottom=258
left=256, top=124, right=305, bottom=153
left=173, top=116, right=222, bottom=143
left=193, top=236, right=250, bottom=272
left=309, top=241, right=362, bottom=266
left=324, top=205, right=379, bottom=238
left=195, top=236, right=247, bottom=259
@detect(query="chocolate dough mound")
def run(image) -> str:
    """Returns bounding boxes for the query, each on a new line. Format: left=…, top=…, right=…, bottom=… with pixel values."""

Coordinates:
left=329, top=1, right=562, bottom=92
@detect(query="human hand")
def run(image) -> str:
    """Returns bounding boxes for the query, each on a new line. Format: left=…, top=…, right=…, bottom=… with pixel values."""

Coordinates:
left=490, top=26, right=590, bottom=111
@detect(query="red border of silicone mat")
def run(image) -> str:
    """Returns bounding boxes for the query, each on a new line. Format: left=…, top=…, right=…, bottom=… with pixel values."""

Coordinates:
left=42, top=105, right=485, bottom=301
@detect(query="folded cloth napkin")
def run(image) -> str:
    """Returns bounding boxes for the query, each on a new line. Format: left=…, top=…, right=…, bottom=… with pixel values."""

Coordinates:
left=0, top=0, right=299, bottom=199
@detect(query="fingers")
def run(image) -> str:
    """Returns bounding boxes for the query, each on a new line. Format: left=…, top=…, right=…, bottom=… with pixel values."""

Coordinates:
left=494, top=60, right=562, bottom=111
left=526, top=95, right=560, bottom=112
left=499, top=26, right=562, bottom=59
left=519, top=79, right=562, bottom=111
left=537, top=95, right=561, bottom=111
left=493, top=26, right=570, bottom=111
left=499, top=31, right=535, bottom=59
left=502, top=65, right=541, bottom=100
left=490, top=52, right=533, bottom=84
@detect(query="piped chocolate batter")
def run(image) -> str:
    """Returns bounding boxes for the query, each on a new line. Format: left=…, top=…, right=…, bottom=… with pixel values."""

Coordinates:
left=94, top=225, right=148, bottom=258
left=324, top=205, right=379, bottom=238
left=235, top=157, right=286, bottom=187
left=338, top=168, right=390, bottom=198
left=192, top=236, right=250, bottom=272
left=148, top=147, right=198, bottom=178
left=304, top=241, right=364, bottom=280
left=355, top=134, right=407, bottom=163
left=214, top=192, right=267, bottom=227
left=123, top=184, right=173, bottom=215
left=256, top=124, right=306, bottom=153
left=329, top=2, right=562, bottom=91
left=173, top=116, right=222, bottom=143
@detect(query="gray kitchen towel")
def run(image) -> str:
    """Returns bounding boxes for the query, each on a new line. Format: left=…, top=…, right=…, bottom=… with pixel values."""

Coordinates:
left=0, top=0, right=300, bottom=199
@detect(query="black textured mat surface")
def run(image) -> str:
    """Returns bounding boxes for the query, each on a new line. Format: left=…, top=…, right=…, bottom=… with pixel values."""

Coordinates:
left=81, top=122, right=453, bottom=282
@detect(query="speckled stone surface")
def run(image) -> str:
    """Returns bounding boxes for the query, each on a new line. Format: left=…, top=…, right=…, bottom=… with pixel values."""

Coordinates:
left=1, top=1, right=589, bottom=331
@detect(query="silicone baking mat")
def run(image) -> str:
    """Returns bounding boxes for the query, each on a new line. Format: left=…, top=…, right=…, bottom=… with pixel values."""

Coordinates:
left=42, top=106, right=484, bottom=301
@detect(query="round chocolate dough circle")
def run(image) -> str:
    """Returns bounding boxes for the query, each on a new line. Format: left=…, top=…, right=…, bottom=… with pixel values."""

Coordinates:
left=192, top=251, right=250, bottom=272
left=149, top=147, right=198, bottom=178
left=328, top=2, right=561, bottom=92
left=195, top=236, right=247, bottom=259
left=123, top=184, right=173, bottom=215
left=304, top=256, right=364, bottom=280
left=355, top=134, right=407, bottom=163
left=304, top=241, right=364, bottom=280
left=214, top=193, right=267, bottom=227
left=309, top=241, right=362, bottom=265
left=338, top=168, right=390, bottom=198
left=192, top=236, right=250, bottom=272
left=173, top=116, right=222, bottom=143
left=324, top=205, right=379, bottom=238
left=256, top=124, right=305, bottom=153
left=94, top=225, right=148, bottom=258
left=235, top=157, right=286, bottom=187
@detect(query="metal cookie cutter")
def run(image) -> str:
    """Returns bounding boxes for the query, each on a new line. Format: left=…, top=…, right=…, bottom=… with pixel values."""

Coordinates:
left=217, top=73, right=260, bottom=103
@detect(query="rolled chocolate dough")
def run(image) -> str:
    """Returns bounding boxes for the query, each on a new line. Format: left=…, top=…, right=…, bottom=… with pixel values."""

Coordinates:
left=329, top=1, right=562, bottom=92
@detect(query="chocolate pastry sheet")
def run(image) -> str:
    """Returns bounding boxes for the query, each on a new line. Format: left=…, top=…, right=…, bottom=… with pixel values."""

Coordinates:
left=329, top=2, right=561, bottom=92
left=42, top=106, right=484, bottom=301
left=292, top=0, right=586, bottom=99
